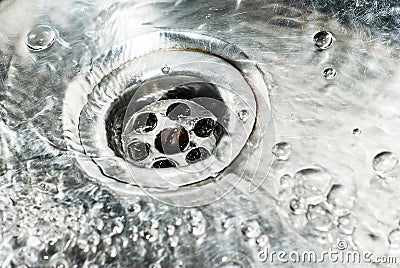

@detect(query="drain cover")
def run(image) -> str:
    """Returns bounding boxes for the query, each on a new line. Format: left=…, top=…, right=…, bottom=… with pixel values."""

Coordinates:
left=63, top=31, right=274, bottom=206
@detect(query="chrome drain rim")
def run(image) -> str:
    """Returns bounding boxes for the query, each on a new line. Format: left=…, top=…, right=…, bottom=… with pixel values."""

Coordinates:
left=63, top=31, right=275, bottom=206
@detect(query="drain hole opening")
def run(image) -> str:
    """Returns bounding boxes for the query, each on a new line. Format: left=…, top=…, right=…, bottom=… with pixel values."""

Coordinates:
left=69, top=34, right=265, bottom=205
left=126, top=140, right=150, bottom=161
left=106, top=75, right=235, bottom=169
left=186, top=147, right=211, bottom=164
left=166, top=103, right=191, bottom=120
left=154, top=127, right=190, bottom=155
left=152, top=158, right=177, bottom=169
left=132, top=112, right=157, bottom=133
left=193, top=118, right=216, bottom=138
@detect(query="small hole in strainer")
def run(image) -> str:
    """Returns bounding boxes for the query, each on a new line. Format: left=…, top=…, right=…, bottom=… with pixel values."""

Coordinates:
left=194, top=118, right=216, bottom=138
left=154, top=127, right=190, bottom=155
left=186, top=147, right=211, bottom=164
left=166, top=102, right=191, bottom=120
left=152, top=159, right=177, bottom=169
left=133, top=112, right=157, bottom=133
left=126, top=140, right=150, bottom=162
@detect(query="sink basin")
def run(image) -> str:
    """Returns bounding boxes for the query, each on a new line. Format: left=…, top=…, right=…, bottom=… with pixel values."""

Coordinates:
left=0, top=0, right=400, bottom=266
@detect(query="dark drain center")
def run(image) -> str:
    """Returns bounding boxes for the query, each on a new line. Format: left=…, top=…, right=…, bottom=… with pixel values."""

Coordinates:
left=64, top=33, right=269, bottom=206
left=107, top=77, right=230, bottom=169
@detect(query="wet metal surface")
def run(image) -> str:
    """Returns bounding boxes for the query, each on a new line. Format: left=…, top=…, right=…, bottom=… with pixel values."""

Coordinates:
left=1, top=0, right=400, bottom=267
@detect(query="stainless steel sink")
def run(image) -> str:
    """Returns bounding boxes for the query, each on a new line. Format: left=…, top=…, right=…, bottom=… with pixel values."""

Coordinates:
left=1, top=0, right=400, bottom=267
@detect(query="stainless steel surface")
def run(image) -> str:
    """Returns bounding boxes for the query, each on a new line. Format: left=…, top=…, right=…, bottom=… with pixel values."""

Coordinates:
left=1, top=0, right=400, bottom=267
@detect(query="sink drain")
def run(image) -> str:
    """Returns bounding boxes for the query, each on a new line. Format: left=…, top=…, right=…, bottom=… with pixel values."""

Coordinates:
left=63, top=31, right=274, bottom=206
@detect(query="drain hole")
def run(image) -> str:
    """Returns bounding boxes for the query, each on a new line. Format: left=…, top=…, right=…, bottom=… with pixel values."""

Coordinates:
left=166, top=102, right=191, bottom=120
left=68, top=35, right=266, bottom=205
left=160, top=82, right=223, bottom=101
left=194, top=118, right=216, bottom=138
left=159, top=82, right=227, bottom=120
left=104, top=65, right=256, bottom=171
left=126, top=140, right=150, bottom=162
left=186, top=147, right=211, bottom=164
left=132, top=112, right=157, bottom=133
left=155, top=127, right=190, bottom=155
left=152, top=158, right=176, bottom=169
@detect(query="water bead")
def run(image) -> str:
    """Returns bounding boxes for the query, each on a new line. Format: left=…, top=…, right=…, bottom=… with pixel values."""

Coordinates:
left=313, top=31, right=334, bottom=50
left=352, top=128, right=361, bottom=136
left=238, top=110, right=249, bottom=121
left=326, top=184, right=356, bottom=217
left=323, top=67, right=337, bottom=79
left=161, top=65, right=170, bottom=74
left=306, top=204, right=334, bottom=232
left=271, top=142, right=292, bottom=160
left=25, top=25, right=56, bottom=51
left=372, top=151, right=398, bottom=173
left=279, top=174, right=293, bottom=188
left=240, top=220, right=261, bottom=238
left=338, top=214, right=358, bottom=235
left=388, top=228, right=400, bottom=248
left=256, top=234, right=270, bottom=247
left=293, top=166, right=332, bottom=205
left=289, top=198, right=307, bottom=215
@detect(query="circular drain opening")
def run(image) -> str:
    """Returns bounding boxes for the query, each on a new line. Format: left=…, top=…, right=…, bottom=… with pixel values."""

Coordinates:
left=63, top=31, right=275, bottom=206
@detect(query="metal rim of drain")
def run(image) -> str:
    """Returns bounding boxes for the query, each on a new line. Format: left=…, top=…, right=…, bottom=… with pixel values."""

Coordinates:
left=63, top=31, right=275, bottom=207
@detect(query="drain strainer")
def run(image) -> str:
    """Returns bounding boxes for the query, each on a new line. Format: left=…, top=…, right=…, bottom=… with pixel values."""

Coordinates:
left=63, top=31, right=274, bottom=206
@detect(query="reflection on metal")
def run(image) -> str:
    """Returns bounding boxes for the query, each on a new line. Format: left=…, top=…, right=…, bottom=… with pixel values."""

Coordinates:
left=63, top=31, right=274, bottom=206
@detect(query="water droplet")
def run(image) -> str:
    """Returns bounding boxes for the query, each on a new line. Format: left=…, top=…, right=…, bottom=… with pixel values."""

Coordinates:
left=279, top=174, right=293, bottom=188
left=372, top=151, right=398, bottom=173
left=193, top=118, right=216, bottom=137
left=169, top=236, right=179, bottom=247
left=353, top=128, right=361, bottom=136
left=166, top=103, right=191, bottom=120
left=272, top=142, right=292, bottom=160
left=338, top=214, right=357, bottom=235
left=293, top=166, right=332, bottom=205
left=174, top=217, right=183, bottom=226
left=126, top=140, right=150, bottom=161
left=241, top=220, right=261, bottom=238
left=49, top=254, right=70, bottom=268
left=190, top=222, right=206, bottom=236
left=238, top=110, right=249, bottom=121
left=161, top=65, right=170, bottom=74
left=289, top=198, right=307, bottom=215
left=111, top=220, right=124, bottom=235
left=256, top=234, right=270, bottom=247
left=87, top=232, right=101, bottom=246
left=313, top=30, right=334, bottom=50
left=327, top=184, right=356, bottom=216
left=221, top=217, right=231, bottom=230
left=187, top=209, right=206, bottom=236
left=25, top=25, right=56, bottom=51
left=128, top=201, right=142, bottom=214
left=306, top=204, right=334, bottom=232
left=187, top=209, right=203, bottom=224
left=388, top=228, right=400, bottom=248
left=155, top=127, right=189, bottom=154
left=141, top=228, right=159, bottom=243
left=166, top=224, right=175, bottom=236
left=323, top=67, right=337, bottom=79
